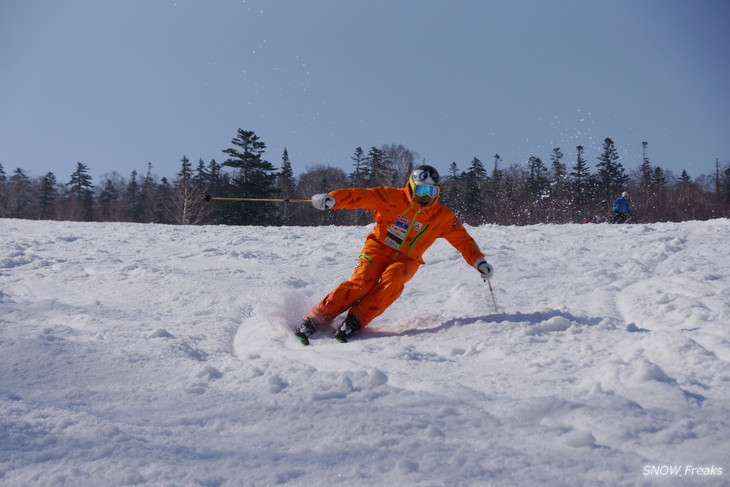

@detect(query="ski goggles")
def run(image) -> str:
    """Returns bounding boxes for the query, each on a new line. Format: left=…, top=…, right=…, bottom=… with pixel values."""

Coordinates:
left=412, top=184, right=440, bottom=198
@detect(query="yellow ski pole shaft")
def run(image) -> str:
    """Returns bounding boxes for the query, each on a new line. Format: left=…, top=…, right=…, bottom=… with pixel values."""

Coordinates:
left=204, top=195, right=312, bottom=203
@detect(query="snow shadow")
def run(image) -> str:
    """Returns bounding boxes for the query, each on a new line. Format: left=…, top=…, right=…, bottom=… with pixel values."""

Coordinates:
left=369, top=310, right=602, bottom=338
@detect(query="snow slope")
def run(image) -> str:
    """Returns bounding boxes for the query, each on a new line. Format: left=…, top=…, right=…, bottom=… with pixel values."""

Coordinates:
left=1, top=218, right=729, bottom=486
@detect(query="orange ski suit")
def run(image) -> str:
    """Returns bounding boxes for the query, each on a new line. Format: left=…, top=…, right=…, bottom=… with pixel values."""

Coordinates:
left=305, top=185, right=485, bottom=328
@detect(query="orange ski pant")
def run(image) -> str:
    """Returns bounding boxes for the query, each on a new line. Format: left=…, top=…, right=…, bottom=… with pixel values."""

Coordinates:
left=306, top=240, right=420, bottom=328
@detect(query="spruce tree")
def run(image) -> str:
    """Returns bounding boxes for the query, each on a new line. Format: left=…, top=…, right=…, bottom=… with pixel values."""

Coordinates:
left=525, top=156, right=549, bottom=198
left=277, top=148, right=296, bottom=197
left=221, top=129, right=278, bottom=225
left=139, top=162, right=157, bottom=222
left=569, top=145, right=591, bottom=206
left=463, top=157, right=487, bottom=224
left=550, top=148, right=566, bottom=180
left=652, top=166, right=667, bottom=187
left=486, top=154, right=506, bottom=224
left=441, top=161, right=462, bottom=210
left=155, top=177, right=173, bottom=224
left=639, top=142, right=652, bottom=189
left=492, top=154, right=503, bottom=182
left=9, top=168, right=34, bottom=217
left=679, top=170, right=691, bottom=184
left=98, top=178, right=120, bottom=221
left=194, top=158, right=207, bottom=181
left=277, top=148, right=297, bottom=225
left=179, top=156, right=193, bottom=181
left=366, top=146, right=388, bottom=187
left=596, top=137, right=628, bottom=200
left=68, top=162, right=95, bottom=221
left=549, top=148, right=570, bottom=222
left=38, top=172, right=58, bottom=219
left=206, top=159, right=224, bottom=194
left=349, top=147, right=369, bottom=187
left=126, top=170, right=143, bottom=222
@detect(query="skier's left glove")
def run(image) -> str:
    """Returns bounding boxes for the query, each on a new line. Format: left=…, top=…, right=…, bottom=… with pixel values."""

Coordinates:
left=311, top=193, right=335, bottom=211
left=474, top=257, right=494, bottom=282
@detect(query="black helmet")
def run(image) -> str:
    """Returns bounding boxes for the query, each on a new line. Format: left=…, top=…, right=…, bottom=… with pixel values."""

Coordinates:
left=409, top=165, right=440, bottom=186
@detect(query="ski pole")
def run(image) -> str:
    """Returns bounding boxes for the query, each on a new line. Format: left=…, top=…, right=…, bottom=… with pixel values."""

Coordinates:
left=204, top=195, right=312, bottom=203
left=487, top=280, right=499, bottom=313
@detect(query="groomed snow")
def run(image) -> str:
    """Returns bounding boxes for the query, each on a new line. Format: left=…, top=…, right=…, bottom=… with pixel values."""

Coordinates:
left=1, top=218, right=728, bottom=486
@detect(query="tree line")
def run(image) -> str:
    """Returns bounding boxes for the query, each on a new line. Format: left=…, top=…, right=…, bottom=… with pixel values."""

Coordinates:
left=1, top=128, right=729, bottom=226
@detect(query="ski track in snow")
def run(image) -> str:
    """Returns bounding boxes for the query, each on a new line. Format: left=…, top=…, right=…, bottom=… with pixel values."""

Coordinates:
left=1, top=218, right=729, bottom=486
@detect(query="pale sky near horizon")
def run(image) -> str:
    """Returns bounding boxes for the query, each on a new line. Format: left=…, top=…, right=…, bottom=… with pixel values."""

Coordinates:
left=1, top=0, right=729, bottom=185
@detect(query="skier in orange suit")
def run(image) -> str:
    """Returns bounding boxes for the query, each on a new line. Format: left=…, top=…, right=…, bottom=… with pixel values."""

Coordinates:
left=294, top=165, right=494, bottom=345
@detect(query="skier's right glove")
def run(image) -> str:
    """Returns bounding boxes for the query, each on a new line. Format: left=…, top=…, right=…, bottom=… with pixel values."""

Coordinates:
left=474, top=257, right=494, bottom=282
left=312, top=193, right=335, bottom=211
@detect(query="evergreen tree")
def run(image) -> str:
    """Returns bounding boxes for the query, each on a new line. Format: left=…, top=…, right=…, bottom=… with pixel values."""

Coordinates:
left=523, top=156, right=550, bottom=223
left=38, top=172, right=58, bottom=219
left=366, top=146, right=389, bottom=187
left=8, top=168, right=34, bottom=217
left=139, top=162, right=157, bottom=222
left=277, top=148, right=297, bottom=225
left=569, top=145, right=591, bottom=206
left=98, top=178, right=120, bottom=221
left=462, top=157, right=487, bottom=224
left=550, top=148, right=566, bottom=180
left=440, top=162, right=463, bottom=216
left=525, top=156, right=549, bottom=198
left=595, top=137, right=628, bottom=200
left=68, top=162, right=95, bottom=221
left=485, top=154, right=506, bottom=224
left=179, top=156, right=193, bottom=181
left=206, top=159, right=224, bottom=195
left=492, top=154, right=503, bottom=182
left=155, top=177, right=173, bottom=224
left=221, top=129, right=279, bottom=225
left=0, top=162, right=6, bottom=181
left=277, top=148, right=296, bottom=197
left=548, top=148, right=570, bottom=222
left=679, top=170, right=691, bottom=184
left=652, top=166, right=667, bottom=187
left=194, top=158, right=207, bottom=181
left=349, top=147, right=369, bottom=187
left=639, top=142, right=652, bottom=189
left=125, top=170, right=143, bottom=222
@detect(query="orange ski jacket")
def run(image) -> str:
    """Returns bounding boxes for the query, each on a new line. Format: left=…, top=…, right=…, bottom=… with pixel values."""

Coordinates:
left=329, top=186, right=485, bottom=266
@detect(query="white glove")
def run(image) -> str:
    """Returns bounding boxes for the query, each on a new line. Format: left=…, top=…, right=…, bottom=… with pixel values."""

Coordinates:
left=474, top=257, right=494, bottom=282
left=311, top=193, right=335, bottom=211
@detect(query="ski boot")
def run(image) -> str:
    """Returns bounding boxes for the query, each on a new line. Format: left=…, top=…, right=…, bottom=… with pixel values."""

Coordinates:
left=294, top=318, right=318, bottom=346
left=334, top=315, right=361, bottom=343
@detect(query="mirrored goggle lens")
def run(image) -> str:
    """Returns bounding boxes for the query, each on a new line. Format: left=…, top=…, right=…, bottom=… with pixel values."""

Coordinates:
left=414, top=184, right=439, bottom=197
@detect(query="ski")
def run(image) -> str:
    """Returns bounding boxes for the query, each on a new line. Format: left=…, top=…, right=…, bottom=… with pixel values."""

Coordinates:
left=294, top=331, right=310, bottom=346
left=293, top=330, right=352, bottom=345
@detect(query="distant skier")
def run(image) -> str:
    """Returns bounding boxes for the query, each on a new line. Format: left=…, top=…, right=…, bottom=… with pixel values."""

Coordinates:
left=611, top=191, right=632, bottom=224
left=295, top=165, right=494, bottom=344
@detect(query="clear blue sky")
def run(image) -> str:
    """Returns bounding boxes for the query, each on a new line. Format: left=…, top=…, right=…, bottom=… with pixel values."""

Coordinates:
left=1, top=0, right=729, bottom=184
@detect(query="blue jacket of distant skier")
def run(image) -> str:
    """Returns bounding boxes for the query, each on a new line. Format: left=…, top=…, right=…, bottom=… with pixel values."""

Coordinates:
left=612, top=197, right=632, bottom=216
